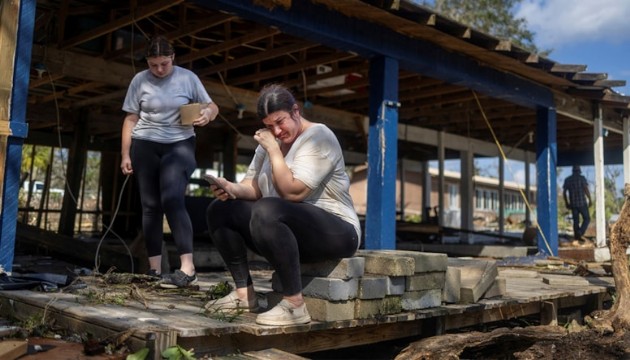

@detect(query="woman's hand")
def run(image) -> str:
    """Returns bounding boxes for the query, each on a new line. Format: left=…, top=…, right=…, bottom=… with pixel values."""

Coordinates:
left=192, top=108, right=211, bottom=127
left=209, top=176, right=236, bottom=201
left=253, top=128, right=278, bottom=152
left=193, top=103, right=219, bottom=127
left=120, top=156, right=133, bottom=175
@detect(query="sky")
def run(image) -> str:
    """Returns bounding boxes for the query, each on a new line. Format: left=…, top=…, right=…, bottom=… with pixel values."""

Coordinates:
left=434, top=0, right=630, bottom=195
left=515, top=0, right=630, bottom=96
left=518, top=0, right=630, bottom=193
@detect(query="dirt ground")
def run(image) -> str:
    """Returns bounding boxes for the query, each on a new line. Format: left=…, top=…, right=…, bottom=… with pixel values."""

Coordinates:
left=512, top=329, right=630, bottom=360
left=303, top=324, right=630, bottom=359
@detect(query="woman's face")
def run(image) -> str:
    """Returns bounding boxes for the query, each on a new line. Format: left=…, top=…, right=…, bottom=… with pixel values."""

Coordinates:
left=146, top=55, right=174, bottom=78
left=262, top=107, right=301, bottom=145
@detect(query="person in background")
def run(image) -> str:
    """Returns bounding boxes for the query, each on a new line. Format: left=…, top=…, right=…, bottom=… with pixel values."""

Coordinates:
left=563, top=165, right=592, bottom=243
left=205, top=83, right=361, bottom=326
left=120, top=35, right=219, bottom=287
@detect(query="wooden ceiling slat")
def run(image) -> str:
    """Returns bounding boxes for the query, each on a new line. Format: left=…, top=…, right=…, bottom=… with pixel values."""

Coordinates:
left=59, top=0, right=185, bottom=50
left=196, top=41, right=319, bottom=77
left=105, top=14, right=237, bottom=60
left=227, top=52, right=358, bottom=86
left=176, top=27, right=281, bottom=64
left=570, top=73, right=608, bottom=81
left=550, top=64, right=588, bottom=73
left=39, top=81, right=106, bottom=104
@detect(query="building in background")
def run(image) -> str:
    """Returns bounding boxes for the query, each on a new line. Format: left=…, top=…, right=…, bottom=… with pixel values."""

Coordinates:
left=349, top=165, right=537, bottom=230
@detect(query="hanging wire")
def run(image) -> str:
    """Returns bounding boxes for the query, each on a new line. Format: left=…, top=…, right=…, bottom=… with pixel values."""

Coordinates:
left=94, top=175, right=134, bottom=274
left=471, top=90, right=553, bottom=255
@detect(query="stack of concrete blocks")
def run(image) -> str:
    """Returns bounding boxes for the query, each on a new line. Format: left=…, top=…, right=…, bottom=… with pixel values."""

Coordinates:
left=268, top=250, right=449, bottom=322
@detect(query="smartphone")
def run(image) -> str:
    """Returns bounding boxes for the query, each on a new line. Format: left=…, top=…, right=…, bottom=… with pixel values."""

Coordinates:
left=202, top=174, right=236, bottom=199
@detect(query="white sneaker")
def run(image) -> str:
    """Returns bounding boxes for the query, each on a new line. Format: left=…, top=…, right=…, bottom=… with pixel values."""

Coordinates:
left=255, top=299, right=311, bottom=326
left=204, top=291, right=259, bottom=312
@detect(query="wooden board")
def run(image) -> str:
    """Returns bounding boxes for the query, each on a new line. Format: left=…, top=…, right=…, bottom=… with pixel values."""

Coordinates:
left=0, top=340, right=27, bottom=360
left=0, top=266, right=616, bottom=357
left=542, top=274, right=591, bottom=286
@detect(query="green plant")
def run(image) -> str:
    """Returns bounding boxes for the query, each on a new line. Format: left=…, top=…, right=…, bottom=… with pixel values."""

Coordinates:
left=126, top=347, right=149, bottom=360
left=162, top=344, right=195, bottom=360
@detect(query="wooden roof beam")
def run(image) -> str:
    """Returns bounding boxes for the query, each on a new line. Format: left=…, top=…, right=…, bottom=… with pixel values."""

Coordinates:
left=227, top=52, right=357, bottom=86
left=105, top=14, right=237, bottom=60
left=570, top=72, right=608, bottom=81
left=59, top=0, right=184, bottom=49
left=196, top=41, right=319, bottom=77
left=176, top=27, right=281, bottom=65
left=550, top=64, right=588, bottom=73
left=39, top=81, right=106, bottom=104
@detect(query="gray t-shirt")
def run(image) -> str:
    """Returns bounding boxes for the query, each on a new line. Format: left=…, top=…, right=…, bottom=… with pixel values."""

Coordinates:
left=244, top=124, right=361, bottom=246
left=122, top=66, right=212, bottom=143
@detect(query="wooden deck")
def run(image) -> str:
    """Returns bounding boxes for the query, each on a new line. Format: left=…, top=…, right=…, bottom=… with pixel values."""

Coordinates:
left=0, top=262, right=615, bottom=359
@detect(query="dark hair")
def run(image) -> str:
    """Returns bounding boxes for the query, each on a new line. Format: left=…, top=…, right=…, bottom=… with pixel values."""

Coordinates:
left=256, top=84, right=297, bottom=120
left=145, top=35, right=174, bottom=58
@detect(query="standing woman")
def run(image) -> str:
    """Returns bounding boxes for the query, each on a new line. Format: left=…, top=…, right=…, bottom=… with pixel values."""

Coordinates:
left=205, top=83, right=360, bottom=325
left=121, top=35, right=219, bottom=287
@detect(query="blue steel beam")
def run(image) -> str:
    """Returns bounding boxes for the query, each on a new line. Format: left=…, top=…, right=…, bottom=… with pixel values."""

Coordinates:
left=536, top=107, right=558, bottom=256
left=194, top=0, right=554, bottom=109
left=365, top=56, right=399, bottom=250
left=0, top=0, right=34, bottom=273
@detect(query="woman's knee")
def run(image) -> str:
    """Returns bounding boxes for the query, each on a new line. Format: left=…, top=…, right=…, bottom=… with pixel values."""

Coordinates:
left=250, top=197, right=285, bottom=226
left=206, top=199, right=232, bottom=230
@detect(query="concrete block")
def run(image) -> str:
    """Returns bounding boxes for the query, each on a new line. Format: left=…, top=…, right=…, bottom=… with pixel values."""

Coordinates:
left=401, top=289, right=442, bottom=310
left=483, top=276, right=506, bottom=298
left=301, top=276, right=358, bottom=301
left=300, top=257, right=365, bottom=279
left=448, top=258, right=498, bottom=303
left=304, top=297, right=355, bottom=322
left=386, top=276, right=406, bottom=295
left=355, top=250, right=415, bottom=276
left=377, top=250, right=448, bottom=273
left=405, top=272, right=445, bottom=291
left=442, top=266, right=461, bottom=303
left=358, top=275, right=388, bottom=299
left=354, top=296, right=402, bottom=319
left=271, top=272, right=358, bottom=300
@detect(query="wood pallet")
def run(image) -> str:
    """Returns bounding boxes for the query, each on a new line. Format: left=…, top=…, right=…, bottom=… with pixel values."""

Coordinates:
left=0, top=268, right=615, bottom=358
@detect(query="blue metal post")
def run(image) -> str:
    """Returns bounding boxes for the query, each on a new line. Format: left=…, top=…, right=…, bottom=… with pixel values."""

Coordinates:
left=365, top=56, right=399, bottom=250
left=0, top=0, right=34, bottom=273
left=536, top=106, right=558, bottom=255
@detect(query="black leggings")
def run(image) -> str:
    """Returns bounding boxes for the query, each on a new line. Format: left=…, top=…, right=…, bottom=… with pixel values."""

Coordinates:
left=206, top=197, right=359, bottom=295
left=131, top=137, right=196, bottom=257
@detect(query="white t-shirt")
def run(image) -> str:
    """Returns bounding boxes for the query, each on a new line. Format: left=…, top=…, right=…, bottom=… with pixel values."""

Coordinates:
left=244, top=124, right=361, bottom=244
left=122, top=66, right=212, bottom=143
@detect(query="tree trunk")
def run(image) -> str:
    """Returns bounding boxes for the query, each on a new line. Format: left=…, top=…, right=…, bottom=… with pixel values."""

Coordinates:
left=586, top=183, right=630, bottom=332
left=394, top=325, right=567, bottom=360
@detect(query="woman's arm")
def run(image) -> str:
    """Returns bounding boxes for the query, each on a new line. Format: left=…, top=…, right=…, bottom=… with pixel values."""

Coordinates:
left=210, top=177, right=261, bottom=201
left=120, top=113, right=139, bottom=175
left=265, top=145, right=311, bottom=202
